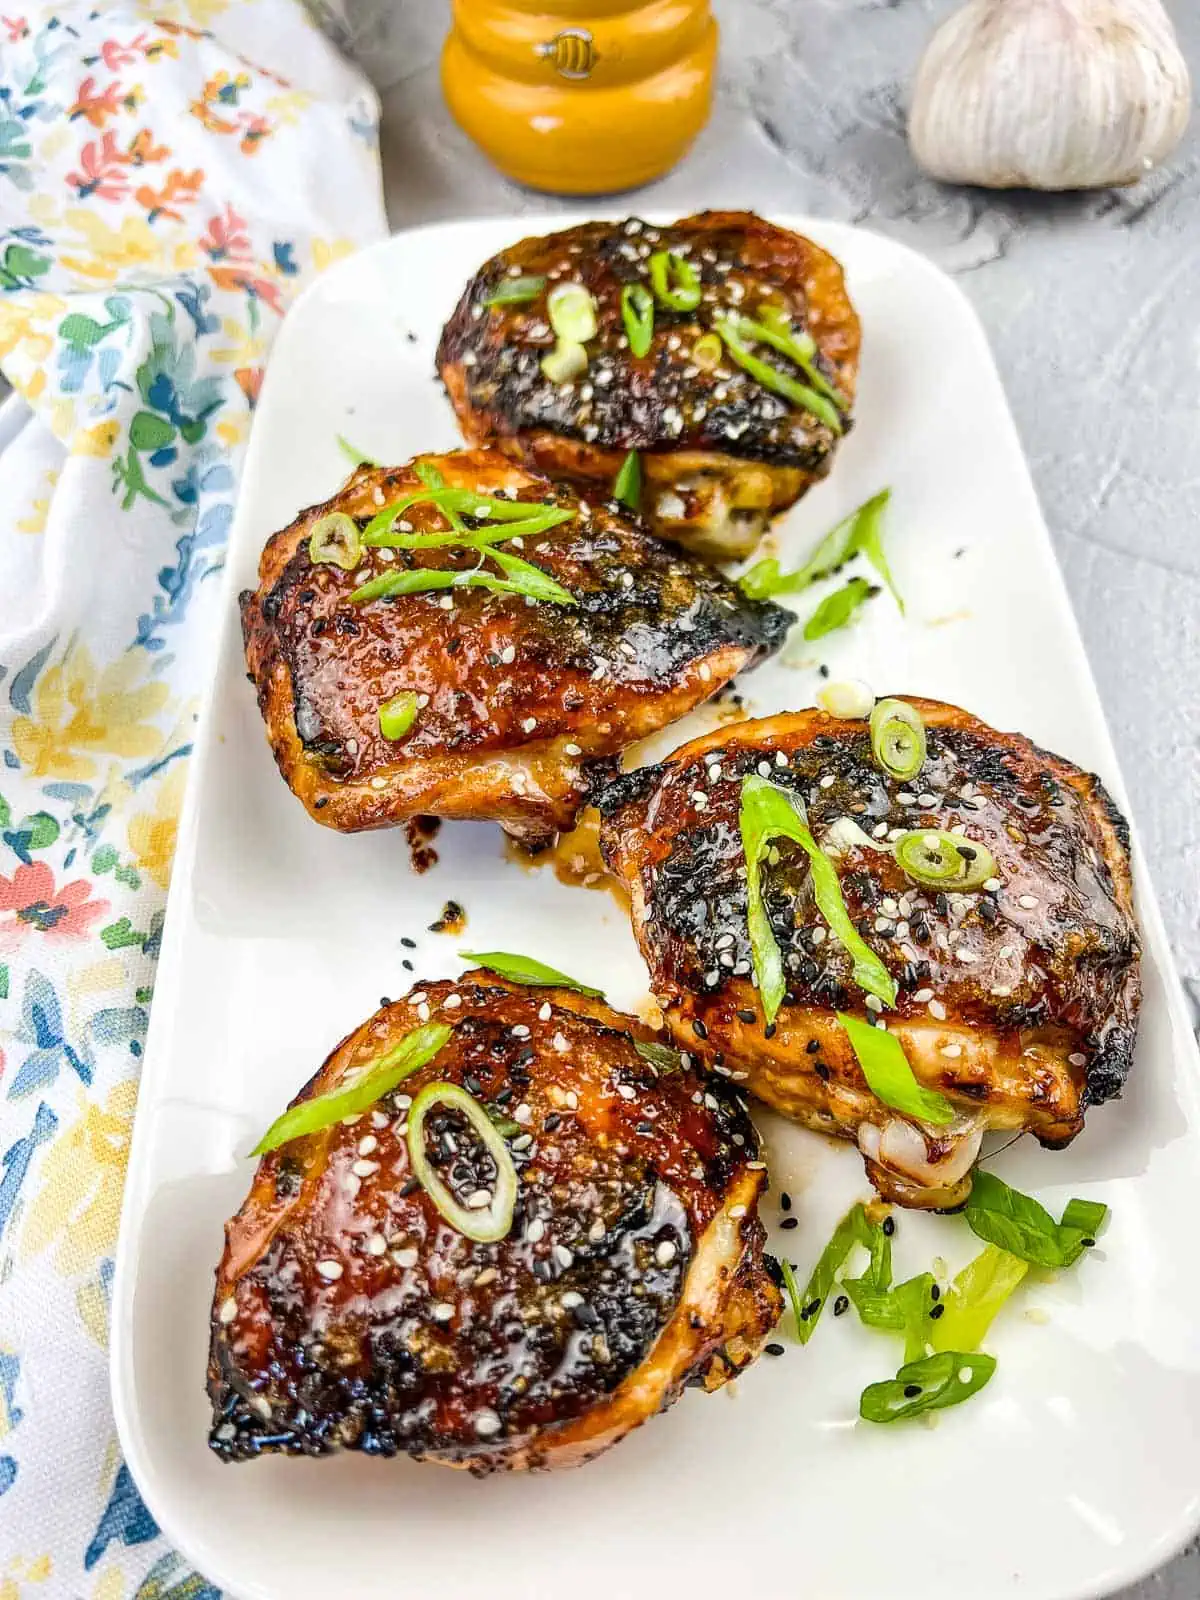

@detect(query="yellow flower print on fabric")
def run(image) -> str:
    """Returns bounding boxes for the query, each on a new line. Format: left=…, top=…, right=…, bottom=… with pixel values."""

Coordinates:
left=12, top=645, right=171, bottom=782
left=21, top=1079, right=138, bottom=1276
left=16, top=471, right=59, bottom=534
left=126, top=761, right=187, bottom=890
left=0, top=294, right=68, bottom=364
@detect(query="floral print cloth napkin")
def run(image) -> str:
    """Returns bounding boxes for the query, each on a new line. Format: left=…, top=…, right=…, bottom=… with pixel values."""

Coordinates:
left=0, top=3, right=385, bottom=1592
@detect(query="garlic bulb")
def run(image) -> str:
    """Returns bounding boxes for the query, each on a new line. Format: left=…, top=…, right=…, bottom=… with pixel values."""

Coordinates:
left=909, top=0, right=1191, bottom=190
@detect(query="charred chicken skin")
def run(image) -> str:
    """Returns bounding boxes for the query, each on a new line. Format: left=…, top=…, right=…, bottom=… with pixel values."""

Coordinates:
left=597, top=701, right=1141, bottom=1210
left=437, top=212, right=860, bottom=561
left=240, top=448, right=787, bottom=847
left=208, top=977, right=780, bottom=1473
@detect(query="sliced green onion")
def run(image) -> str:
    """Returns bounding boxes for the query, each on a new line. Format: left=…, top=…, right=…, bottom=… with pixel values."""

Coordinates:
left=406, top=1081, right=518, bottom=1243
left=484, top=274, right=547, bottom=307
left=633, top=1038, right=686, bottom=1073
left=251, top=1022, right=451, bottom=1155
left=803, top=576, right=872, bottom=641
left=349, top=567, right=574, bottom=607
left=844, top=1271, right=936, bottom=1364
left=739, top=775, right=896, bottom=1024
left=844, top=487, right=903, bottom=612
left=838, top=1011, right=955, bottom=1126
left=714, top=313, right=843, bottom=432
left=860, top=1351, right=996, bottom=1424
left=738, top=489, right=891, bottom=601
left=460, top=950, right=602, bottom=997
left=414, top=460, right=465, bottom=531
left=379, top=691, right=419, bottom=741
left=928, top=1244, right=1028, bottom=1354
left=893, top=830, right=996, bottom=892
left=755, top=304, right=850, bottom=412
left=692, top=332, right=722, bottom=371
left=486, top=546, right=576, bottom=605
left=336, top=434, right=377, bottom=467
left=870, top=698, right=926, bottom=781
left=547, top=281, right=598, bottom=343
left=613, top=449, right=642, bottom=511
left=620, top=281, right=654, bottom=356
left=786, top=1201, right=886, bottom=1345
left=541, top=339, right=588, bottom=384
left=648, top=249, right=702, bottom=312
left=308, top=512, right=362, bottom=570
left=964, top=1171, right=1109, bottom=1269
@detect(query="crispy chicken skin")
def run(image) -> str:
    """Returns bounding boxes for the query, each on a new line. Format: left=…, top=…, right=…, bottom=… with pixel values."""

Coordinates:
left=437, top=212, right=860, bottom=561
left=239, top=448, right=787, bottom=847
left=207, top=978, right=781, bottom=1473
left=597, top=701, right=1141, bottom=1210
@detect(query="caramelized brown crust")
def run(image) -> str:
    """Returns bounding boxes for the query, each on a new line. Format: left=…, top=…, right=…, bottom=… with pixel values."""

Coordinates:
left=207, top=978, right=781, bottom=1473
left=597, top=702, right=1141, bottom=1208
left=239, top=448, right=787, bottom=845
left=437, top=212, right=860, bottom=559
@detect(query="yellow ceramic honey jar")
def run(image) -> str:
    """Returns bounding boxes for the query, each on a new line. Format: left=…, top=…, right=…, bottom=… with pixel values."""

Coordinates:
left=441, top=0, right=718, bottom=194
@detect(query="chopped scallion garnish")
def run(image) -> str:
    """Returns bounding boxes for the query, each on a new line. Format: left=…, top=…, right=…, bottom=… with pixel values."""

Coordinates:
left=869, top=698, right=927, bottom=782
left=620, top=282, right=654, bottom=356
left=964, top=1171, right=1108, bottom=1268
left=739, top=775, right=897, bottom=1024
left=691, top=331, right=722, bottom=371
left=613, top=449, right=642, bottom=511
left=928, top=1244, right=1028, bottom=1354
left=379, top=691, right=419, bottom=741
left=541, top=338, right=588, bottom=384
left=308, top=512, right=362, bottom=571
left=714, top=312, right=843, bottom=432
left=336, top=434, right=377, bottom=467
left=802, top=576, right=872, bottom=640
left=893, top=829, right=996, bottom=891
left=407, top=1081, right=518, bottom=1242
left=632, top=1038, right=686, bottom=1073
left=648, top=249, right=702, bottom=312
left=837, top=1012, right=954, bottom=1126
left=484, top=274, right=546, bottom=307
left=738, top=490, right=893, bottom=602
left=547, top=282, right=598, bottom=343
left=349, top=567, right=574, bottom=607
left=251, top=1023, right=451, bottom=1154
left=860, top=1351, right=996, bottom=1424
left=459, top=950, right=603, bottom=998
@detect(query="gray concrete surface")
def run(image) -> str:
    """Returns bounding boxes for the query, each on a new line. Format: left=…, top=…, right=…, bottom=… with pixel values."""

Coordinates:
left=329, top=4, right=1200, bottom=1593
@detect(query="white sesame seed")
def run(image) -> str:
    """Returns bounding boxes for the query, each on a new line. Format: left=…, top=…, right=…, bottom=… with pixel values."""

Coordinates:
left=865, top=994, right=884, bottom=1013
left=656, top=1240, right=678, bottom=1265
left=474, top=1267, right=498, bottom=1287
left=553, top=1031, right=569, bottom=1053
left=417, top=1002, right=430, bottom=1022
left=730, top=1205, right=747, bottom=1219
left=999, top=945, right=1017, bottom=959
left=474, top=1408, right=502, bottom=1437
left=466, top=1189, right=493, bottom=1209
left=553, top=1243, right=574, bottom=1268
left=819, top=774, right=837, bottom=789
left=526, top=1217, right=546, bottom=1242
left=366, top=1233, right=387, bottom=1256
left=521, top=717, right=538, bottom=733
left=393, top=1246, right=418, bottom=1268
left=1018, top=894, right=1039, bottom=909
left=811, top=927, right=827, bottom=945
left=589, top=1219, right=606, bottom=1241
left=565, top=1090, right=579, bottom=1110
left=316, top=1259, right=343, bottom=1281
left=698, top=663, right=711, bottom=682
left=929, top=999, right=947, bottom=1020
left=500, top=644, right=516, bottom=664
left=691, top=791, right=709, bottom=810
left=940, top=1043, right=962, bottom=1058
left=564, top=742, right=582, bottom=755
left=991, top=985, right=1013, bottom=996
left=357, top=1135, right=378, bottom=1156
left=957, top=950, right=979, bottom=964
left=514, top=1103, right=532, bottom=1124
left=432, top=1302, right=455, bottom=1323
left=983, top=877, right=1002, bottom=892
left=912, top=988, right=934, bottom=1002
left=538, top=1002, right=552, bottom=1021
left=219, top=1296, right=238, bottom=1324
left=353, top=1159, right=379, bottom=1177
left=511, top=1024, right=530, bottom=1038
left=1069, top=1051, right=1087, bottom=1066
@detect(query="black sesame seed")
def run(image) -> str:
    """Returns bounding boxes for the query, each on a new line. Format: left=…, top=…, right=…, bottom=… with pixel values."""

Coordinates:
left=401, top=937, right=416, bottom=949
left=379, top=996, right=391, bottom=1008
left=833, top=1295, right=849, bottom=1317
left=765, top=1342, right=785, bottom=1356
left=400, top=1177, right=421, bottom=1197
left=764, top=1022, right=777, bottom=1040
left=737, top=1009, right=756, bottom=1024
left=780, top=1216, right=799, bottom=1231
left=930, top=1304, right=945, bottom=1320
left=882, top=1215, right=896, bottom=1237
left=692, top=1019, right=708, bottom=1040
left=930, top=1283, right=941, bottom=1301
left=814, top=1062, right=830, bottom=1082
left=805, top=1038, right=820, bottom=1054
left=780, top=1192, right=792, bottom=1211
left=543, top=1113, right=561, bottom=1132
left=903, top=1383, right=921, bottom=1398
left=314, top=797, right=329, bottom=810
left=402, top=959, right=413, bottom=971
left=802, top=1298, right=821, bottom=1320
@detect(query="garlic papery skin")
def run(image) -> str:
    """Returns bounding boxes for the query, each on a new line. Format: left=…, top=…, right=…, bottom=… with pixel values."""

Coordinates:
left=909, top=0, right=1192, bottom=191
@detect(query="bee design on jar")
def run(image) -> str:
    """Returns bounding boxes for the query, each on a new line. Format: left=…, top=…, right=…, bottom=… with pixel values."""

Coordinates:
left=536, top=27, right=597, bottom=80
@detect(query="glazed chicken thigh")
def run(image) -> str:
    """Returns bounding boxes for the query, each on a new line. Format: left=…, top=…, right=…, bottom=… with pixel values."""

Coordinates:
left=438, top=212, right=860, bottom=560
left=240, top=449, right=787, bottom=847
left=208, top=977, right=781, bottom=1472
left=597, top=701, right=1141, bottom=1209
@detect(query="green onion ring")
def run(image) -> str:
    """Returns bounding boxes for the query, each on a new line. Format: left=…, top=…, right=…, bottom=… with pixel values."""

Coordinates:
left=406, top=1081, right=519, bottom=1243
left=648, top=249, right=702, bottom=312
left=621, top=282, right=655, bottom=357
left=691, top=332, right=722, bottom=370
left=547, top=282, right=598, bottom=343
left=484, top=274, right=546, bottom=307
left=541, top=339, right=588, bottom=384
left=308, top=512, right=361, bottom=570
left=379, top=691, right=419, bottom=741
left=613, top=449, right=642, bottom=511
left=870, top=698, right=927, bottom=781
left=893, top=830, right=997, bottom=891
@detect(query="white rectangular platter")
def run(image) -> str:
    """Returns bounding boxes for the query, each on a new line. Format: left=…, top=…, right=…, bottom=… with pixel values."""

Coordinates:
left=111, top=215, right=1200, bottom=1600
